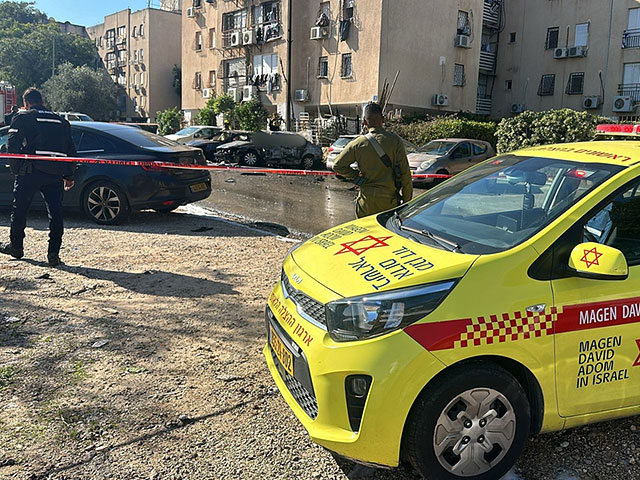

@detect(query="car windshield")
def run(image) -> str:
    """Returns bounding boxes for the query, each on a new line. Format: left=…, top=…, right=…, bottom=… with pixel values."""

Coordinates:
left=76, top=114, right=93, bottom=121
left=417, top=141, right=457, bottom=155
left=114, top=127, right=182, bottom=148
left=403, top=139, right=417, bottom=154
left=391, top=155, right=622, bottom=254
left=333, top=137, right=356, bottom=148
left=175, top=127, right=199, bottom=136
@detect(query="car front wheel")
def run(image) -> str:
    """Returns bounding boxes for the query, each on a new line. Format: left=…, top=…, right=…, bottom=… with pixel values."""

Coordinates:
left=301, top=155, right=316, bottom=170
left=82, top=182, right=130, bottom=225
left=404, top=363, right=530, bottom=480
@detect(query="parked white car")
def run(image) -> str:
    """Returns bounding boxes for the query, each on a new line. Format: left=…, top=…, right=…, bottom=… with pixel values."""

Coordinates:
left=165, top=126, right=221, bottom=144
left=57, top=112, right=93, bottom=122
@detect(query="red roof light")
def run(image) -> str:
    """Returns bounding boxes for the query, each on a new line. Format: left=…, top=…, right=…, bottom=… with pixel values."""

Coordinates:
left=596, top=124, right=640, bottom=135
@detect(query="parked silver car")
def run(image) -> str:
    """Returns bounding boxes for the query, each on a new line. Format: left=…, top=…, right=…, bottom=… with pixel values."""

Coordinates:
left=409, top=138, right=495, bottom=186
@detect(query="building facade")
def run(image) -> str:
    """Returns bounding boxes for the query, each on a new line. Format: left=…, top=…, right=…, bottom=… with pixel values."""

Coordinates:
left=494, top=0, right=640, bottom=119
left=87, top=8, right=181, bottom=121
left=181, top=0, right=492, bottom=125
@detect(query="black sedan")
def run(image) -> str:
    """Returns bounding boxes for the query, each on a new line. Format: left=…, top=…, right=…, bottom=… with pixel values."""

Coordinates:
left=186, top=130, right=250, bottom=162
left=0, top=122, right=212, bottom=225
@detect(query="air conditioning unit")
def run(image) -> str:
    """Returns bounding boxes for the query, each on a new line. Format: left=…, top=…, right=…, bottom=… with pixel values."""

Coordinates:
left=242, top=29, right=256, bottom=45
left=613, top=95, right=634, bottom=113
left=227, top=88, right=239, bottom=102
left=432, top=93, right=449, bottom=106
left=455, top=34, right=471, bottom=48
left=242, top=86, right=257, bottom=101
left=511, top=103, right=525, bottom=114
left=553, top=47, right=568, bottom=59
left=582, top=96, right=601, bottom=109
left=568, top=46, right=587, bottom=57
left=202, top=88, right=211, bottom=99
left=310, top=26, right=329, bottom=40
left=295, top=89, right=309, bottom=102
left=186, top=7, right=195, bottom=17
left=230, top=31, right=242, bottom=47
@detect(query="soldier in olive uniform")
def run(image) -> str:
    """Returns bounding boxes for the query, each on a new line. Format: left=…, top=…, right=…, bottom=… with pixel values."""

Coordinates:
left=333, top=103, right=413, bottom=218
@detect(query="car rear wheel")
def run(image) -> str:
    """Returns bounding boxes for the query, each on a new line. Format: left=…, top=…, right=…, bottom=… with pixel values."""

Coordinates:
left=302, top=155, right=315, bottom=170
left=241, top=150, right=261, bottom=167
left=82, top=182, right=130, bottom=225
left=404, top=363, right=530, bottom=480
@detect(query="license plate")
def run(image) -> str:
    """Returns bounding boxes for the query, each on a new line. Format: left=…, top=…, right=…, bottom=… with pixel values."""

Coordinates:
left=270, top=325, right=294, bottom=377
left=190, top=182, right=208, bottom=193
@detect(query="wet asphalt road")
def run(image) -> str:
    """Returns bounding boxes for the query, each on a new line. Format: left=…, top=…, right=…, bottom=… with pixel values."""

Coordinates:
left=197, top=170, right=428, bottom=237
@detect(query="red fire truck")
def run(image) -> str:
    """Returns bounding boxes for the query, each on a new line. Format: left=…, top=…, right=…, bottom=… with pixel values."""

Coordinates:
left=0, top=82, right=17, bottom=125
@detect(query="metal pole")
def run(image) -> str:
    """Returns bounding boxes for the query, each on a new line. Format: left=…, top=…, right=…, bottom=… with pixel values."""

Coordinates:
left=285, top=0, right=292, bottom=130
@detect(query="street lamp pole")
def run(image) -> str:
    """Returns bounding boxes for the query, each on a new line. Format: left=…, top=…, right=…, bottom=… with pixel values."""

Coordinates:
left=285, top=0, right=292, bottom=131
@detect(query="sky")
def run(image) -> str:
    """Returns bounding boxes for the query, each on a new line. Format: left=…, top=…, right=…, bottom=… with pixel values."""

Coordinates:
left=33, top=0, right=161, bottom=27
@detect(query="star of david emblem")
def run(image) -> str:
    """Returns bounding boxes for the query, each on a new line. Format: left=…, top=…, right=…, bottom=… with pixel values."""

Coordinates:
left=580, top=247, right=603, bottom=269
left=335, top=235, right=392, bottom=256
left=634, top=339, right=640, bottom=367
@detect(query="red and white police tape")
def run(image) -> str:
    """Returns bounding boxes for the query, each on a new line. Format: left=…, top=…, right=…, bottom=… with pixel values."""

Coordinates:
left=0, top=153, right=452, bottom=180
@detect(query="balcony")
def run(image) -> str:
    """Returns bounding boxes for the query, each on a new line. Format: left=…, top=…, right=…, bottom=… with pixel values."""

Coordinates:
left=482, top=1, right=500, bottom=29
left=618, top=83, right=640, bottom=102
left=622, top=29, right=640, bottom=49
left=117, top=59, right=127, bottom=67
left=476, top=95, right=492, bottom=115
left=479, top=50, right=497, bottom=73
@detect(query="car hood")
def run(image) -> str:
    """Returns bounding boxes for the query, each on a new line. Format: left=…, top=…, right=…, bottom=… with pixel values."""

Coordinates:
left=408, top=153, right=442, bottom=168
left=290, top=216, right=477, bottom=299
left=218, top=140, right=253, bottom=149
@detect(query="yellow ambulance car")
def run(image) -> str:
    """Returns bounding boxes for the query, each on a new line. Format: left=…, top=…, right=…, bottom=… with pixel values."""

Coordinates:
left=264, top=131, right=640, bottom=479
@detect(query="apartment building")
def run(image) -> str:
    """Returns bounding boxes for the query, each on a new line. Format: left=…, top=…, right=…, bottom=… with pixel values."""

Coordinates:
left=494, top=0, right=640, bottom=119
left=181, top=0, right=495, bottom=125
left=87, top=8, right=181, bottom=121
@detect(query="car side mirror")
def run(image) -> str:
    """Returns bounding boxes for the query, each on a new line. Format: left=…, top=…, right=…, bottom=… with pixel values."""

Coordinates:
left=193, top=132, right=201, bottom=138
left=0, top=144, right=6, bottom=153
left=568, top=242, right=628, bottom=280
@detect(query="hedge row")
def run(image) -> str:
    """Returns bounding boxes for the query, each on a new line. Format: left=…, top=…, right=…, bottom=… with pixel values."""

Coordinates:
left=387, top=116, right=497, bottom=148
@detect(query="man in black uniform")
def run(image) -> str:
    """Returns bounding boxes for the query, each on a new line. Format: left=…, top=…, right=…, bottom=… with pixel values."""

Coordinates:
left=4, top=105, right=19, bottom=126
left=0, top=88, right=75, bottom=266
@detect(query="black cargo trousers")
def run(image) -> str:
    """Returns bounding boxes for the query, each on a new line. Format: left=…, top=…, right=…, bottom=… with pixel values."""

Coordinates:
left=10, top=170, right=65, bottom=256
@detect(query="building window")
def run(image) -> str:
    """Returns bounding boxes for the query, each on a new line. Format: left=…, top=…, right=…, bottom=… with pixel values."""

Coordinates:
left=193, top=0, right=203, bottom=8
left=223, top=58, right=247, bottom=89
left=223, top=9, right=247, bottom=32
left=453, top=64, right=465, bottom=86
left=253, top=53, right=279, bottom=75
left=575, top=22, right=589, bottom=47
left=320, top=1, right=330, bottom=17
left=134, top=50, right=139, bottom=64
left=318, top=56, right=328, bottom=78
left=343, top=0, right=354, bottom=21
left=140, top=48, right=144, bottom=62
left=133, top=73, right=138, bottom=86
left=117, top=73, right=126, bottom=86
left=139, top=24, right=144, bottom=36
left=341, top=53, right=352, bottom=78
left=106, top=29, right=115, bottom=48
left=140, top=72, right=145, bottom=86
left=538, top=74, right=556, bottom=96
left=209, top=28, right=216, bottom=48
left=209, top=70, right=216, bottom=88
left=194, top=72, right=202, bottom=90
left=132, top=26, right=137, bottom=37
left=509, top=32, right=516, bottom=43
left=117, top=49, right=126, bottom=65
left=106, top=52, right=116, bottom=70
left=505, top=79, right=513, bottom=90
left=253, top=1, right=280, bottom=25
left=457, top=10, right=470, bottom=35
left=566, top=72, right=584, bottom=95
left=546, top=27, right=559, bottom=49
left=117, top=25, right=126, bottom=38
left=195, top=31, right=203, bottom=51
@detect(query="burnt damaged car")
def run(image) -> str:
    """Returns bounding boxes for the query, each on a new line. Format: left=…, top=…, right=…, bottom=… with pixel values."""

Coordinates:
left=215, top=131, right=323, bottom=170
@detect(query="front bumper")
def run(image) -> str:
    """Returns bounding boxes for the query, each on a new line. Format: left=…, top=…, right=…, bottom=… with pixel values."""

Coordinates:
left=263, top=267, right=446, bottom=467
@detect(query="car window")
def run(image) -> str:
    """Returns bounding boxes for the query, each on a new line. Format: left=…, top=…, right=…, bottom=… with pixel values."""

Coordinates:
left=77, top=114, right=93, bottom=121
left=77, top=131, right=117, bottom=153
left=403, top=139, right=417, bottom=154
left=114, top=127, right=179, bottom=148
left=454, top=142, right=472, bottom=158
left=0, top=128, right=8, bottom=148
left=201, top=128, right=214, bottom=138
left=583, top=180, right=640, bottom=264
left=175, top=127, right=199, bottom=136
left=71, top=130, right=83, bottom=150
left=473, top=143, right=488, bottom=155
left=67, top=114, right=80, bottom=121
left=333, top=137, right=356, bottom=148
left=417, top=141, right=457, bottom=155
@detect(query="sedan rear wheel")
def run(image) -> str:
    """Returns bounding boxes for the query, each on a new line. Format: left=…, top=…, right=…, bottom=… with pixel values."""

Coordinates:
left=82, top=182, right=130, bottom=225
left=302, top=155, right=316, bottom=170
left=241, top=151, right=261, bottom=167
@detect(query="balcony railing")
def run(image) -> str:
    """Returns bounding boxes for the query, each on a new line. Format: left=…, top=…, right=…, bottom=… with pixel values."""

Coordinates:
left=622, top=29, right=640, bottom=49
left=618, top=83, right=640, bottom=102
left=476, top=94, right=492, bottom=115
left=482, top=1, right=500, bottom=29
left=479, top=50, right=497, bottom=73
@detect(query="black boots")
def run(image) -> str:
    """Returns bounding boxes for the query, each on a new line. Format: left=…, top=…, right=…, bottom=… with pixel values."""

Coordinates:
left=0, top=243, right=24, bottom=259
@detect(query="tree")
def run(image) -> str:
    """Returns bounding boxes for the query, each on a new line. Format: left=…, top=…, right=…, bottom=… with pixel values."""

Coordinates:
left=211, top=94, right=238, bottom=129
left=172, top=64, right=181, bottom=97
left=195, top=96, right=218, bottom=126
left=236, top=96, right=268, bottom=131
left=0, top=2, right=98, bottom=94
left=157, top=107, right=183, bottom=135
left=42, top=63, right=118, bottom=120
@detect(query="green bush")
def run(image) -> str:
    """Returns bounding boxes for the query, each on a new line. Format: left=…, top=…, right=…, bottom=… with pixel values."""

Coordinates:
left=496, top=109, right=608, bottom=153
left=236, top=96, right=268, bottom=131
left=195, top=96, right=218, bottom=126
left=156, top=107, right=183, bottom=135
left=211, top=94, right=237, bottom=129
left=388, top=116, right=497, bottom=147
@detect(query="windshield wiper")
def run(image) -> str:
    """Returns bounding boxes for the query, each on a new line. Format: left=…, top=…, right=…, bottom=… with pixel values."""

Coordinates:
left=398, top=224, right=462, bottom=253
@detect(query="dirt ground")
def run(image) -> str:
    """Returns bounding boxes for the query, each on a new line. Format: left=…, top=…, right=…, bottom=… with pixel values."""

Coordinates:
left=0, top=209, right=638, bottom=480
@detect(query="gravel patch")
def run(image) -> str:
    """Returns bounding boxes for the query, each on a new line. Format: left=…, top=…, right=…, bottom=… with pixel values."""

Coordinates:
left=0, top=209, right=637, bottom=480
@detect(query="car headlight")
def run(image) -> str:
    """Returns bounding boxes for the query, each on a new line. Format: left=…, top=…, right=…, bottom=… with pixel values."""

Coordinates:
left=326, top=280, right=457, bottom=342
left=420, top=159, right=436, bottom=170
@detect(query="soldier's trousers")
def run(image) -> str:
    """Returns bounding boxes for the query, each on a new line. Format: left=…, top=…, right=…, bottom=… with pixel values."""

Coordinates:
left=10, top=172, right=65, bottom=255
